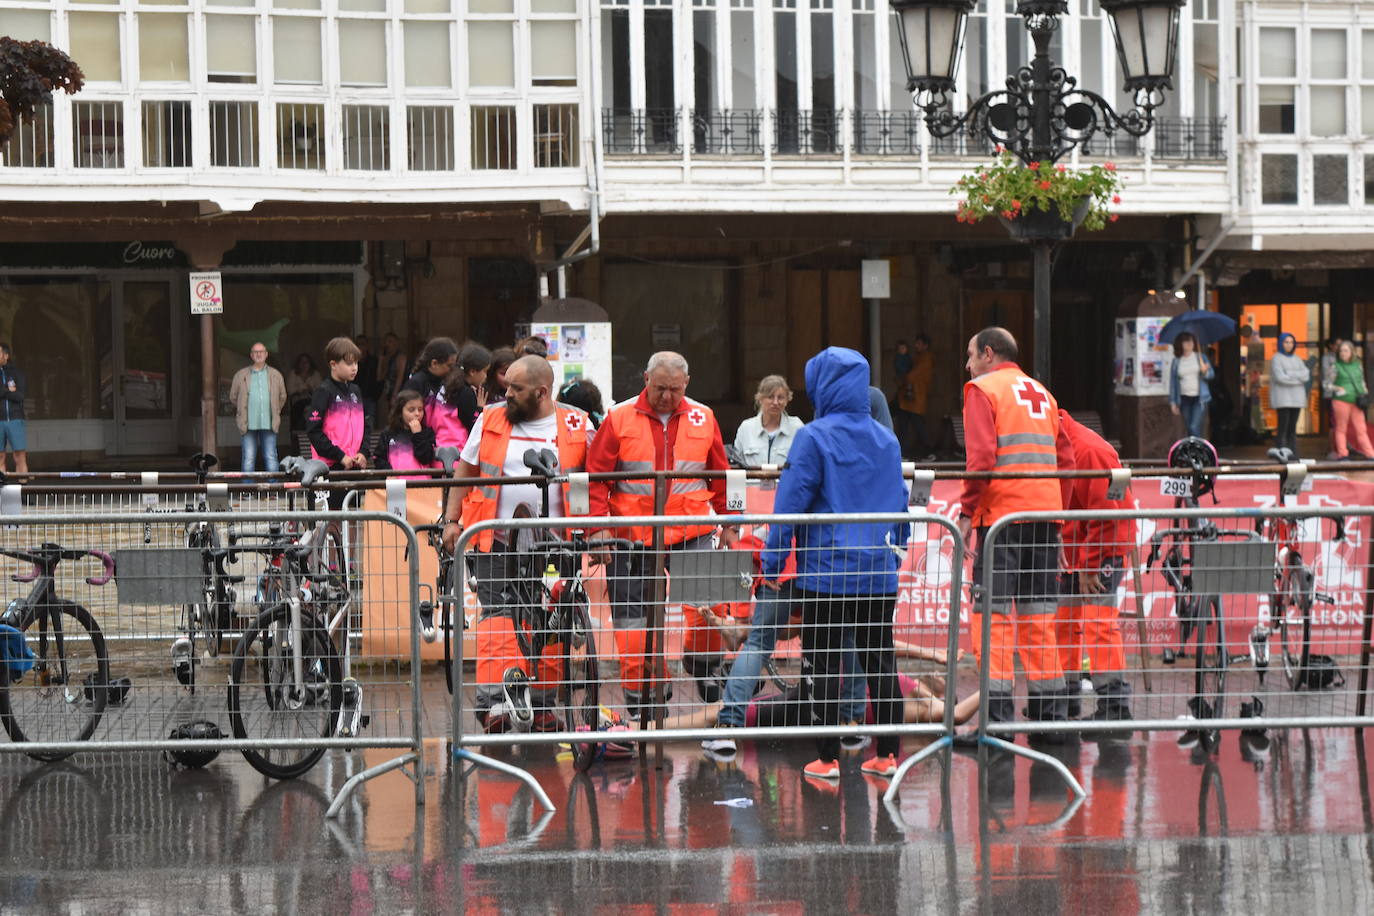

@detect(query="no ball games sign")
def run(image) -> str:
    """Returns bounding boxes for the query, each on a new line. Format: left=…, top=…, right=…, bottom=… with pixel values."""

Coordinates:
left=189, top=271, right=223, bottom=315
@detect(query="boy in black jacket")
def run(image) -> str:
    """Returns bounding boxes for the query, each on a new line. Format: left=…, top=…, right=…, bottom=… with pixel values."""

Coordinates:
left=305, top=337, right=371, bottom=505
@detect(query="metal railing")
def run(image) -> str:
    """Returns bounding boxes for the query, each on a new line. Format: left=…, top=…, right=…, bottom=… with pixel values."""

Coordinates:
left=773, top=109, right=840, bottom=155
left=602, top=108, right=680, bottom=154
left=209, top=100, right=259, bottom=168
left=1, top=103, right=53, bottom=168
left=691, top=109, right=765, bottom=155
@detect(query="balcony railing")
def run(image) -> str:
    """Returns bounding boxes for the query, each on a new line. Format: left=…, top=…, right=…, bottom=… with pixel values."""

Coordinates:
left=603, top=110, right=1228, bottom=162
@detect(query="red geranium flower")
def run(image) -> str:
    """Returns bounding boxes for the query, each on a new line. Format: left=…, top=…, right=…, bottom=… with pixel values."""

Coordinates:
left=1112, top=194, right=1121, bottom=204
left=1039, top=180, right=1052, bottom=190
left=1109, top=213, right=1120, bottom=222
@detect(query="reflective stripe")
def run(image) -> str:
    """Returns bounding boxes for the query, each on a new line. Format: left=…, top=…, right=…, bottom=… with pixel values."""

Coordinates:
left=674, top=460, right=706, bottom=472
left=993, top=451, right=1058, bottom=468
left=616, top=460, right=654, bottom=472
left=616, top=482, right=654, bottom=495
left=479, top=461, right=501, bottom=477
left=1026, top=675, right=1063, bottom=691
left=996, top=432, right=1055, bottom=447
left=671, top=480, right=707, bottom=494
left=1017, top=601, right=1056, bottom=617
left=988, top=678, right=1014, bottom=692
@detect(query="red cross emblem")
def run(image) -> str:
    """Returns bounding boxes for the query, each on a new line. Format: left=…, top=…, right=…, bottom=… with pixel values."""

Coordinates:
left=686, top=408, right=707, bottom=427
left=1012, top=377, right=1050, bottom=419
left=564, top=412, right=583, bottom=432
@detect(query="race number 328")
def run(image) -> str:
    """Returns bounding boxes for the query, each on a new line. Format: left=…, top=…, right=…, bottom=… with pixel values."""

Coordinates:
left=1159, top=477, right=1193, bottom=499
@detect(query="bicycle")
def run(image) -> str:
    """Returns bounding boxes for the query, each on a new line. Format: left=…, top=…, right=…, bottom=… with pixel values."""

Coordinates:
left=1146, top=437, right=1244, bottom=753
left=173, top=452, right=245, bottom=692
left=225, top=457, right=350, bottom=779
left=0, top=545, right=114, bottom=761
left=1249, top=499, right=1345, bottom=692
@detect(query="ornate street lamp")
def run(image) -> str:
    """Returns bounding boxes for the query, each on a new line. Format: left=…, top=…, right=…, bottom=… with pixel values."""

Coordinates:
left=892, top=0, right=1185, bottom=378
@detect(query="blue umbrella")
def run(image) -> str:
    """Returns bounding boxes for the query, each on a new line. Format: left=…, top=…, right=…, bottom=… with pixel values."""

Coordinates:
left=1158, top=310, right=1237, bottom=347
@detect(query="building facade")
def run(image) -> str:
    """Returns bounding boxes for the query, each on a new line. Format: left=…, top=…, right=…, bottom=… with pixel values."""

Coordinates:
left=0, top=0, right=1358, bottom=461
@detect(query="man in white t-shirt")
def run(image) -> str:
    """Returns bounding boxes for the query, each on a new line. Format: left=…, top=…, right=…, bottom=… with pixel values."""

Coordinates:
left=440, top=356, right=592, bottom=732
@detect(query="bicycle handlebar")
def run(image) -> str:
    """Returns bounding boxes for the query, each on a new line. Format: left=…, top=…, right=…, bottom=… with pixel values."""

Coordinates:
left=0, top=546, right=114, bottom=586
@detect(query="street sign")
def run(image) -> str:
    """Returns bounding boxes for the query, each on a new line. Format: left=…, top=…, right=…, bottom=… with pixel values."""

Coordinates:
left=189, top=271, right=223, bottom=314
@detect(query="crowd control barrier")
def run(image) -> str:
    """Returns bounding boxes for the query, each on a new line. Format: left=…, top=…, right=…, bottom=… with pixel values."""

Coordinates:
left=973, top=495, right=1374, bottom=760
left=448, top=510, right=967, bottom=811
left=0, top=505, right=425, bottom=818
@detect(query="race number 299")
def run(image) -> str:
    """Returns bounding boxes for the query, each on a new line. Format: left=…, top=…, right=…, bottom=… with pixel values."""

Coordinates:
left=1159, top=477, right=1193, bottom=499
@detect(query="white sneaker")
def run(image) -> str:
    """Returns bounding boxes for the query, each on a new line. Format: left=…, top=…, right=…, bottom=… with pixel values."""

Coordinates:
left=701, top=734, right=737, bottom=755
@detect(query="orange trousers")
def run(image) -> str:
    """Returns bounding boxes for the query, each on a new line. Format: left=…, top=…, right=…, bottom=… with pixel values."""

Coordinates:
left=1055, top=600, right=1127, bottom=683
left=970, top=608, right=1063, bottom=695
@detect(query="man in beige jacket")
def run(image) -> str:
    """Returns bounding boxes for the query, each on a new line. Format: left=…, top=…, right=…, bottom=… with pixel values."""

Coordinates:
left=229, top=342, right=286, bottom=472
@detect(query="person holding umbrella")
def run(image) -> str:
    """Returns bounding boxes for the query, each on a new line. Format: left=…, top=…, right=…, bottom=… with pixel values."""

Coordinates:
left=1169, top=332, right=1215, bottom=439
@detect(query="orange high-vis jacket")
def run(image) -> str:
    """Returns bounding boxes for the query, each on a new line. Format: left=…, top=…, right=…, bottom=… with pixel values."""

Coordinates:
left=964, top=366, right=1063, bottom=527
left=604, top=398, right=717, bottom=545
left=458, top=404, right=589, bottom=552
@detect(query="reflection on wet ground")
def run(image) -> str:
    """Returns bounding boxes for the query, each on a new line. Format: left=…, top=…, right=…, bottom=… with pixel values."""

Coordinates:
left=2, top=725, right=1374, bottom=913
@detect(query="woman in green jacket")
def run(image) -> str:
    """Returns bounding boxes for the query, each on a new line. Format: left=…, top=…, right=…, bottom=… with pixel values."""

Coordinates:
left=1324, top=340, right=1374, bottom=459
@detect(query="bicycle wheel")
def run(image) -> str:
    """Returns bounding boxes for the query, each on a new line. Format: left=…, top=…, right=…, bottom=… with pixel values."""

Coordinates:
left=0, top=600, right=108, bottom=762
left=1193, top=594, right=1227, bottom=752
left=1279, top=559, right=1314, bottom=691
left=227, top=604, right=343, bottom=780
left=562, top=596, right=602, bottom=772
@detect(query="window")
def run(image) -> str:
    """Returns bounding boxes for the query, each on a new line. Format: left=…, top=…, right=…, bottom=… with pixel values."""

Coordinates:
left=342, top=105, right=390, bottom=170
left=1309, top=29, right=1347, bottom=137
left=534, top=103, right=579, bottom=167
left=1365, top=154, right=1374, bottom=205
left=1313, top=154, right=1348, bottom=206
left=68, top=12, right=122, bottom=82
left=469, top=22, right=515, bottom=87
left=207, top=16, right=257, bottom=84
left=694, top=7, right=718, bottom=112
left=0, top=278, right=111, bottom=421
left=404, top=22, right=451, bottom=88
left=142, top=100, right=192, bottom=167
left=274, top=18, right=323, bottom=84
left=471, top=106, right=516, bottom=169
left=407, top=106, right=454, bottom=170
left=1362, top=31, right=1374, bottom=135
left=1257, top=27, right=1295, bottom=135
left=0, top=103, right=53, bottom=168
left=531, top=21, right=577, bottom=87
left=1261, top=153, right=1297, bottom=205
left=339, top=21, right=388, bottom=87
left=0, top=9, right=51, bottom=42
left=139, top=14, right=190, bottom=82
left=852, top=1, right=877, bottom=111
left=276, top=102, right=325, bottom=169
left=210, top=101, right=259, bottom=167
left=731, top=4, right=756, bottom=109
left=73, top=100, right=124, bottom=168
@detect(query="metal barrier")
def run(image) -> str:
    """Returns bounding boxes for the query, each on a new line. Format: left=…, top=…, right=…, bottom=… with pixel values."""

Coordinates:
left=448, top=511, right=966, bottom=811
left=973, top=501, right=1374, bottom=762
left=0, top=509, right=425, bottom=818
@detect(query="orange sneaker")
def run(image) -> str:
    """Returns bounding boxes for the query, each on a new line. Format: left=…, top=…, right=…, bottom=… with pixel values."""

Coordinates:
left=803, top=758, right=840, bottom=781
left=860, top=754, right=898, bottom=778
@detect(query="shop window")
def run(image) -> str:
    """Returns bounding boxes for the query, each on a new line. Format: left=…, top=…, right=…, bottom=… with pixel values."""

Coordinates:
left=139, top=14, right=190, bottom=82
left=533, top=104, right=579, bottom=167
left=0, top=278, right=111, bottom=421
left=73, top=100, right=125, bottom=169
left=211, top=101, right=259, bottom=167
left=1313, top=154, right=1348, bottom=206
left=207, top=15, right=257, bottom=84
left=407, top=106, right=454, bottom=170
left=0, top=103, right=53, bottom=168
left=601, top=262, right=734, bottom=403
left=274, top=18, right=323, bottom=84
left=471, top=105, right=517, bottom=169
left=69, top=12, right=122, bottom=82
left=276, top=102, right=326, bottom=169
left=405, top=22, right=451, bottom=88
left=342, top=104, right=390, bottom=170
left=339, top=20, right=388, bottom=87
left=1261, top=153, right=1298, bottom=205
left=142, top=100, right=192, bottom=167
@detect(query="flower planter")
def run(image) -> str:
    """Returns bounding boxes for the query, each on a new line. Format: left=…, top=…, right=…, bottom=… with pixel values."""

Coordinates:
left=998, top=197, right=1092, bottom=243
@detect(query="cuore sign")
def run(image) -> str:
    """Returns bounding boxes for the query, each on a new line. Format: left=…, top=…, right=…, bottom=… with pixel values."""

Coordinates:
left=122, top=241, right=180, bottom=264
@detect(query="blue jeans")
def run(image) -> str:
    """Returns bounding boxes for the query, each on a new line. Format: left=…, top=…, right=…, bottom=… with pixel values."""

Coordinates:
left=241, top=429, right=279, bottom=473
left=1178, top=395, right=1205, bottom=438
left=718, top=581, right=865, bottom=728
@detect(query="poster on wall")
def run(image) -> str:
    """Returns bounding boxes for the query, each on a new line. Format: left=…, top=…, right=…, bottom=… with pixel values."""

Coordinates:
left=1115, top=316, right=1173, bottom=396
left=523, top=321, right=614, bottom=400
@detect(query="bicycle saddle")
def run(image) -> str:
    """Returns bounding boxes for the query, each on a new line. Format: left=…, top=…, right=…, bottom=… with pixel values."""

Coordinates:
left=281, top=456, right=331, bottom=486
left=434, top=446, right=461, bottom=473
left=522, top=448, right=560, bottom=478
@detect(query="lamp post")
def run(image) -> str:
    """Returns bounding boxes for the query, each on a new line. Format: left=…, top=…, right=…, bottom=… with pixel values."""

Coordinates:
left=891, top=0, right=1184, bottom=381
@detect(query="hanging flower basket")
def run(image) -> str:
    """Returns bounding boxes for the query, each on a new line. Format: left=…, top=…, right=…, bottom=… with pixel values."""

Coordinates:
left=952, top=148, right=1125, bottom=241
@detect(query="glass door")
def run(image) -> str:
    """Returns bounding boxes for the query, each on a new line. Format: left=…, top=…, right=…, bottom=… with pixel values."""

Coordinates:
left=111, top=277, right=180, bottom=455
left=1238, top=302, right=1328, bottom=439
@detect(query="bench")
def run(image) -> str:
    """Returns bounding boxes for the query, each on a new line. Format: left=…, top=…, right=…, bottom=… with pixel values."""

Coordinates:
left=945, top=408, right=1121, bottom=454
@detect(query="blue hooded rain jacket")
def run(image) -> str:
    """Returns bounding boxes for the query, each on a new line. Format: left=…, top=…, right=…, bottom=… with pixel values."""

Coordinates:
left=763, top=347, right=909, bottom=595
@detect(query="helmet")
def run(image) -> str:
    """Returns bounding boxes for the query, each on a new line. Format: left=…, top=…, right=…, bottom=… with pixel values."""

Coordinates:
left=1167, top=436, right=1219, bottom=499
left=164, top=720, right=223, bottom=769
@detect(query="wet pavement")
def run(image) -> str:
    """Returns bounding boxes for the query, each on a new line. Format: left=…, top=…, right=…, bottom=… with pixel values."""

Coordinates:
left=3, top=709, right=1374, bottom=915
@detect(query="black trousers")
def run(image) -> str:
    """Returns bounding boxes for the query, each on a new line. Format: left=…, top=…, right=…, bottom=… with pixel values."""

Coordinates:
left=798, top=590, right=901, bottom=761
left=1275, top=407, right=1300, bottom=454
